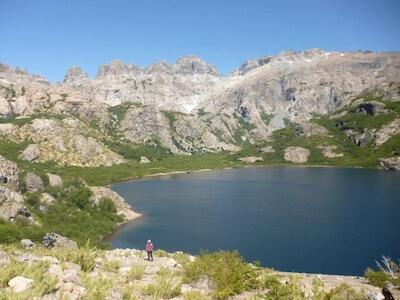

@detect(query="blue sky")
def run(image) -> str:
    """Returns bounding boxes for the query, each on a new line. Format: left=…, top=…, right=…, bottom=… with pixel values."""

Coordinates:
left=1, top=0, right=399, bottom=81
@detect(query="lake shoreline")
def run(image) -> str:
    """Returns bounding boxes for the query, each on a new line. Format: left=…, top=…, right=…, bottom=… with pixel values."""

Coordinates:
left=105, top=162, right=379, bottom=187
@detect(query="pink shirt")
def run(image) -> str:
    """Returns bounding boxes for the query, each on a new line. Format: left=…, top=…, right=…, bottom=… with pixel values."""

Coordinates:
left=146, top=242, right=154, bottom=251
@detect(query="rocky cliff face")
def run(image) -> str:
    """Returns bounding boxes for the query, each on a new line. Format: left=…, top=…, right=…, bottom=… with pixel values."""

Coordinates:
left=0, top=49, right=399, bottom=166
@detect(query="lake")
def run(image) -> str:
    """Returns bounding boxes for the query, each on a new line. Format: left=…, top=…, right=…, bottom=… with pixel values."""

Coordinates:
left=108, top=167, right=400, bottom=275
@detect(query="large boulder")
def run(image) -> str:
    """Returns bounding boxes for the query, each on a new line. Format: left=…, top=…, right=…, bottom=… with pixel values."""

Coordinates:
left=317, top=145, right=344, bottom=158
left=284, top=147, right=310, bottom=163
left=259, top=146, right=275, bottom=153
left=20, top=239, right=34, bottom=248
left=8, top=276, right=34, bottom=293
left=378, top=157, right=400, bottom=171
left=0, top=154, right=19, bottom=190
left=140, top=156, right=151, bottom=164
left=18, top=144, right=40, bottom=161
left=0, top=123, right=19, bottom=136
left=25, top=172, right=44, bottom=192
left=89, top=186, right=141, bottom=221
left=47, top=173, right=63, bottom=188
left=0, top=185, right=33, bottom=223
left=42, top=233, right=78, bottom=249
left=40, top=192, right=57, bottom=205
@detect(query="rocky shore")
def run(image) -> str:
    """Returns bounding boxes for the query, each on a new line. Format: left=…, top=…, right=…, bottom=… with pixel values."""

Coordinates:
left=0, top=243, right=395, bottom=300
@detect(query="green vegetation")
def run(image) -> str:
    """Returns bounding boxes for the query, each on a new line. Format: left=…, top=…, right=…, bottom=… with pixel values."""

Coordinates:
left=126, top=264, right=146, bottom=281
left=183, top=251, right=259, bottom=299
left=0, top=260, right=57, bottom=299
left=80, top=273, right=113, bottom=300
left=0, top=180, right=123, bottom=247
left=142, top=267, right=181, bottom=299
left=364, top=257, right=399, bottom=288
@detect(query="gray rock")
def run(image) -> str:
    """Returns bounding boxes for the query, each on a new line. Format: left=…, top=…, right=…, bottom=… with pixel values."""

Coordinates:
left=42, top=233, right=78, bottom=249
left=378, top=157, right=400, bottom=171
left=259, top=146, right=275, bottom=153
left=64, top=65, right=88, bottom=83
left=0, top=154, right=19, bottom=190
left=237, top=156, right=264, bottom=163
left=284, top=147, right=310, bottom=163
left=18, top=144, right=40, bottom=161
left=8, top=276, right=34, bottom=293
left=40, top=192, right=57, bottom=205
left=47, top=173, right=63, bottom=188
left=139, top=156, right=150, bottom=164
left=25, top=172, right=44, bottom=192
left=20, top=239, right=34, bottom=248
left=0, top=185, right=33, bottom=223
left=0, top=249, right=11, bottom=266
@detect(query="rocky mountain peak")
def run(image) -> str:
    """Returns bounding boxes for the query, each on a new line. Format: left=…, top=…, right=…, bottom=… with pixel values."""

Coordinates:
left=146, top=61, right=174, bottom=75
left=175, top=55, right=219, bottom=76
left=95, top=60, right=140, bottom=80
left=63, top=66, right=88, bottom=83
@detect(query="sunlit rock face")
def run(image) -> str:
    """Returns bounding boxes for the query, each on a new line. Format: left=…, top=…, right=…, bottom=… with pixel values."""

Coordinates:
left=0, top=49, right=399, bottom=159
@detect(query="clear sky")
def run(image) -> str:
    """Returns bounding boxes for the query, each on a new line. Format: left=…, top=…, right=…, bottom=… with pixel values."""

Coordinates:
left=1, top=0, right=399, bottom=81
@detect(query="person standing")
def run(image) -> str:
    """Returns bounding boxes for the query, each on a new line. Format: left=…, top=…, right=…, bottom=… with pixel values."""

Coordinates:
left=146, top=240, right=154, bottom=261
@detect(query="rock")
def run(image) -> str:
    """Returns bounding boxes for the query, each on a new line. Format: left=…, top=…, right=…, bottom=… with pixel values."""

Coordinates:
left=259, top=146, right=275, bottom=153
left=374, top=118, right=400, bottom=146
left=140, top=156, right=150, bottom=164
left=89, top=186, right=141, bottom=221
left=47, top=173, right=63, bottom=187
left=8, top=276, right=34, bottom=293
left=0, top=154, right=19, bottom=190
left=20, top=239, right=34, bottom=248
left=25, top=172, right=44, bottom=192
left=317, top=145, right=344, bottom=158
left=0, top=123, right=19, bottom=136
left=344, top=129, right=375, bottom=147
left=378, top=157, right=400, bottom=171
left=284, top=147, right=310, bottom=163
left=18, top=144, right=40, bottom=161
left=295, top=122, right=328, bottom=137
left=0, top=249, right=11, bottom=266
left=42, top=233, right=78, bottom=249
left=0, top=185, right=33, bottom=223
left=64, top=65, right=89, bottom=84
left=238, top=156, right=264, bottom=163
left=40, top=192, right=57, bottom=205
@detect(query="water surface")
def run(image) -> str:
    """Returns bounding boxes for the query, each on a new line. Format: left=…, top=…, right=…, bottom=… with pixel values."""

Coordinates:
left=109, top=167, right=400, bottom=275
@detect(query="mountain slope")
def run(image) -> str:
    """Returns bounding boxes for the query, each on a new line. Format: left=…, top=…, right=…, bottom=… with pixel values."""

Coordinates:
left=0, top=49, right=399, bottom=169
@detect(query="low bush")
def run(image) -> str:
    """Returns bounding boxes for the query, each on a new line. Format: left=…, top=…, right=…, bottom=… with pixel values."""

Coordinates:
left=126, top=264, right=146, bottom=281
left=183, top=250, right=258, bottom=299
left=142, top=267, right=181, bottom=299
left=364, top=268, right=390, bottom=288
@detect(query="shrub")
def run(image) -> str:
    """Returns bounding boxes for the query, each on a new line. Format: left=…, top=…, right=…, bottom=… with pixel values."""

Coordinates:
left=262, top=275, right=304, bottom=300
left=183, top=291, right=212, bottom=300
left=143, top=267, right=181, bottom=299
left=98, top=197, right=117, bottom=213
left=364, top=268, right=389, bottom=288
left=104, top=259, right=120, bottom=272
left=50, top=242, right=98, bottom=272
left=81, top=273, right=113, bottom=300
left=183, top=251, right=258, bottom=299
left=25, top=192, right=40, bottom=207
left=127, top=264, right=146, bottom=281
left=324, top=283, right=364, bottom=300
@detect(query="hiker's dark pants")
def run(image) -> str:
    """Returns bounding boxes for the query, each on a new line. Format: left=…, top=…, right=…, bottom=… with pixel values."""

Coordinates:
left=147, top=251, right=153, bottom=261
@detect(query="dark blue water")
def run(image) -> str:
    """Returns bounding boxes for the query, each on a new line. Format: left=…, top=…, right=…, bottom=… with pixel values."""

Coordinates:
left=108, top=167, right=400, bottom=275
